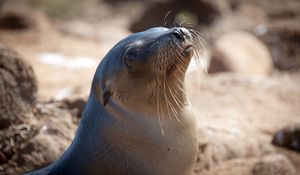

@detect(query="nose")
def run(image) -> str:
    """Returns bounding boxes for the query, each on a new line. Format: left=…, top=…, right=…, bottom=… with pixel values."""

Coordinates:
left=171, top=27, right=191, bottom=41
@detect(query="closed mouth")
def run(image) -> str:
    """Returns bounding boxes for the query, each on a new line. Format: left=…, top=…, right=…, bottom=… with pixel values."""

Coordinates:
left=182, top=45, right=193, bottom=57
left=184, top=45, right=193, bottom=51
left=166, top=45, right=193, bottom=76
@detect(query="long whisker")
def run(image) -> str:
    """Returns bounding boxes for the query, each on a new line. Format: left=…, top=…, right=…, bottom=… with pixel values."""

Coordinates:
left=156, top=47, right=165, bottom=136
left=163, top=10, right=173, bottom=27
left=163, top=79, right=173, bottom=121
left=156, top=85, right=164, bottom=136
left=153, top=25, right=206, bottom=134
left=166, top=81, right=182, bottom=122
left=166, top=78, right=185, bottom=105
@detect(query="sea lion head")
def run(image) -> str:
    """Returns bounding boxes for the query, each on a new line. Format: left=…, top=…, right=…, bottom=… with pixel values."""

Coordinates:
left=92, top=27, right=203, bottom=111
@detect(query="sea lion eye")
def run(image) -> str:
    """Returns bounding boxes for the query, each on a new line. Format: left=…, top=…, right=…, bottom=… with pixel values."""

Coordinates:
left=124, top=49, right=137, bottom=67
left=124, top=49, right=140, bottom=74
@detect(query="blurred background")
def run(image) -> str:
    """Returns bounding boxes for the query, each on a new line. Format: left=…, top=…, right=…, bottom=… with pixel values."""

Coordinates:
left=0, top=0, right=299, bottom=175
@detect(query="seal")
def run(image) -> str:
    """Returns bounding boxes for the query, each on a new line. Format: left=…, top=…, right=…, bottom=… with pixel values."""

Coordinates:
left=24, top=26, right=203, bottom=175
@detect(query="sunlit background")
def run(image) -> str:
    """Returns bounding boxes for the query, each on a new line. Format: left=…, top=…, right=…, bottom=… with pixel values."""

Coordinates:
left=0, top=0, right=299, bottom=174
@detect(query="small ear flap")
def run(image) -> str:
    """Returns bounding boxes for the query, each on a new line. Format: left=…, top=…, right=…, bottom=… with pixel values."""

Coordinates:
left=102, top=86, right=113, bottom=106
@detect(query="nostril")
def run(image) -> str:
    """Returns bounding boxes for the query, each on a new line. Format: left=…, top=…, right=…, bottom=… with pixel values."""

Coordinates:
left=172, top=31, right=183, bottom=40
left=179, top=29, right=184, bottom=34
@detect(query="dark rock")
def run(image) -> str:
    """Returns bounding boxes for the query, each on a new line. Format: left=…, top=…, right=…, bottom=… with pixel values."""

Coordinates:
left=272, top=122, right=300, bottom=152
left=0, top=11, right=35, bottom=30
left=0, top=44, right=37, bottom=129
left=130, top=0, right=220, bottom=32
left=259, top=24, right=300, bottom=71
left=60, top=98, right=86, bottom=119
left=0, top=44, right=38, bottom=165
left=0, top=102, right=77, bottom=175
left=251, top=154, right=296, bottom=175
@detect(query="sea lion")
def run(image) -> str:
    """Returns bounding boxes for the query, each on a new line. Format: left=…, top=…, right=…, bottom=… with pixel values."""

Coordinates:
left=25, top=26, right=203, bottom=175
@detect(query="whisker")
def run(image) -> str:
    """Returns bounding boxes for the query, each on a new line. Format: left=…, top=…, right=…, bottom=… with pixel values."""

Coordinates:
left=166, top=81, right=183, bottom=120
left=153, top=25, right=206, bottom=132
left=163, top=10, right=173, bottom=27
left=163, top=80, right=173, bottom=121
left=156, top=82, right=164, bottom=136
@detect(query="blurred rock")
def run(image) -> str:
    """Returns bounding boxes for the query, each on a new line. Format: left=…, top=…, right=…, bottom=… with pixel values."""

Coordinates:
left=208, top=31, right=273, bottom=75
left=0, top=44, right=39, bottom=167
left=0, top=102, right=77, bottom=175
left=0, top=44, right=37, bottom=129
left=0, top=2, right=38, bottom=30
left=58, top=98, right=87, bottom=119
left=0, top=45, right=76, bottom=175
left=259, top=23, right=300, bottom=71
left=0, top=11, right=34, bottom=30
left=256, top=0, right=300, bottom=21
left=0, top=120, right=39, bottom=164
left=0, top=2, right=51, bottom=33
left=58, top=20, right=97, bottom=39
left=194, top=124, right=273, bottom=173
left=272, top=122, right=300, bottom=152
left=130, top=0, right=220, bottom=32
left=251, top=154, right=296, bottom=175
left=103, top=0, right=142, bottom=5
left=197, top=154, right=296, bottom=175
left=186, top=71, right=300, bottom=174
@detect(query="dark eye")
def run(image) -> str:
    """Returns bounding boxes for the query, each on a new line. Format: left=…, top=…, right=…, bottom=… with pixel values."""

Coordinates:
left=124, top=49, right=138, bottom=67
left=122, top=46, right=149, bottom=76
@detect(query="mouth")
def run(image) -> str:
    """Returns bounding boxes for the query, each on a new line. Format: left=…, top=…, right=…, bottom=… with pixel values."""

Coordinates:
left=165, top=45, right=194, bottom=76
left=182, top=45, right=194, bottom=58
left=184, top=45, right=193, bottom=51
